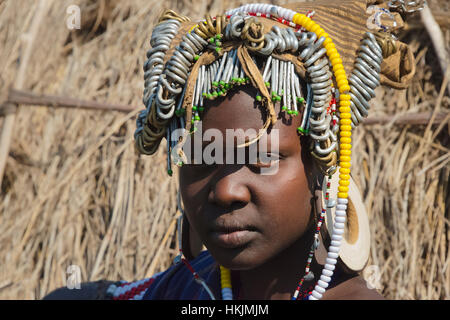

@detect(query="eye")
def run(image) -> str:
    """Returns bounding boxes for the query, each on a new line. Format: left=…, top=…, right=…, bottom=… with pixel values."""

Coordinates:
left=248, top=153, right=282, bottom=170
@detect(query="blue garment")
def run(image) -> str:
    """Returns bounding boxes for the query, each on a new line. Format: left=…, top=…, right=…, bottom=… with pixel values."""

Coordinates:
left=143, top=251, right=222, bottom=299
left=142, top=250, right=342, bottom=300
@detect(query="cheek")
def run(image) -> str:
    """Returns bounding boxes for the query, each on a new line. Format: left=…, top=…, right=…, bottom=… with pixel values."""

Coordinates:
left=179, top=168, right=209, bottom=226
left=259, top=158, right=313, bottom=245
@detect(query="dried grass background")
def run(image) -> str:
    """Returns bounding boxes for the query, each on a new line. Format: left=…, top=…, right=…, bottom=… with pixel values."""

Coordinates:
left=0, top=0, right=448, bottom=299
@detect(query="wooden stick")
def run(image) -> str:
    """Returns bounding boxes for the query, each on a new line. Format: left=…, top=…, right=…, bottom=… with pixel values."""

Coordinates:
left=405, top=11, right=450, bottom=30
left=362, top=111, right=449, bottom=126
left=145, top=216, right=178, bottom=278
left=0, top=0, right=52, bottom=189
left=421, top=3, right=450, bottom=94
left=5, top=88, right=138, bottom=113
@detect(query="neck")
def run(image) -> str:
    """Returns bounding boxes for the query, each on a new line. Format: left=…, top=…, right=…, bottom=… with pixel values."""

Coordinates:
left=234, top=228, right=320, bottom=300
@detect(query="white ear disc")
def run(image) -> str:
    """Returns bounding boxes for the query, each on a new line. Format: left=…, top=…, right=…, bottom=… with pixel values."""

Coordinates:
left=322, top=167, right=371, bottom=272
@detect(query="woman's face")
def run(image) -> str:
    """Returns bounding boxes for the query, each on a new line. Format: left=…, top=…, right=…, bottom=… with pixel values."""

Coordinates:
left=179, top=85, right=317, bottom=270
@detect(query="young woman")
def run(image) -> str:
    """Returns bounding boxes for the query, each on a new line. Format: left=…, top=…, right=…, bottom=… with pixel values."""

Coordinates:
left=45, top=0, right=420, bottom=300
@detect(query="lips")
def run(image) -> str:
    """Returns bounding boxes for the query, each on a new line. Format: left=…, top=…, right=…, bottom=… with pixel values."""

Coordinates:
left=209, top=223, right=258, bottom=249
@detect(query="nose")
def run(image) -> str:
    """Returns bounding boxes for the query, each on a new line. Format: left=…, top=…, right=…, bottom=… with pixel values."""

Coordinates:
left=208, top=165, right=251, bottom=209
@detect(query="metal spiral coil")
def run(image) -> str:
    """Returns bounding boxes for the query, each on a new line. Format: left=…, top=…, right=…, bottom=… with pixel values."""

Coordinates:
left=136, top=18, right=181, bottom=152
left=136, top=10, right=340, bottom=169
left=388, top=0, right=426, bottom=13
left=143, top=19, right=181, bottom=107
left=348, top=32, right=383, bottom=127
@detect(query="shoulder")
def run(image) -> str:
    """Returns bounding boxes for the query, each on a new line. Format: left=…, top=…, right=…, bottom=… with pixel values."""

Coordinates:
left=43, top=273, right=165, bottom=300
left=43, top=280, right=118, bottom=300
left=142, top=250, right=218, bottom=300
left=324, top=275, right=385, bottom=300
left=43, top=251, right=215, bottom=300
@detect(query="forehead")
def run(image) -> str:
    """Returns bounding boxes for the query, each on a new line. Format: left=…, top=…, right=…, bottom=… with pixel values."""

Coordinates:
left=196, top=85, right=303, bottom=150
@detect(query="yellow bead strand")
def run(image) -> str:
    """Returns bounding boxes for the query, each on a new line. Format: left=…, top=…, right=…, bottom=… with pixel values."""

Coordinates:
left=294, top=13, right=353, bottom=195
left=220, top=266, right=232, bottom=288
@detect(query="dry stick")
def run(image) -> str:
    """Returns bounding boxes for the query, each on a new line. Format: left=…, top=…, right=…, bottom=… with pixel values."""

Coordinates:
left=421, top=4, right=450, bottom=94
left=90, top=149, right=127, bottom=280
left=407, top=11, right=450, bottom=30
left=410, top=67, right=450, bottom=165
left=416, top=153, right=450, bottom=176
left=0, top=0, right=52, bottom=189
left=362, top=111, right=449, bottom=126
left=86, top=0, right=106, bottom=39
left=146, top=216, right=178, bottom=278
left=407, top=132, right=450, bottom=153
left=3, top=88, right=448, bottom=125
left=4, top=88, right=138, bottom=113
left=424, top=67, right=449, bottom=139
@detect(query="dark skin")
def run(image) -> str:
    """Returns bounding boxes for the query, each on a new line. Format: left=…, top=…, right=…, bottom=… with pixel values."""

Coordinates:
left=179, top=85, right=384, bottom=300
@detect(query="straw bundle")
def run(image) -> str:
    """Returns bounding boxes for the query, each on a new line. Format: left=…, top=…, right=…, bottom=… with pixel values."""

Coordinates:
left=0, top=0, right=448, bottom=299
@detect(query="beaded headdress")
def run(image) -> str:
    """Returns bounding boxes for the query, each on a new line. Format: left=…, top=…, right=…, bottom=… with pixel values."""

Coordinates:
left=134, top=0, right=422, bottom=300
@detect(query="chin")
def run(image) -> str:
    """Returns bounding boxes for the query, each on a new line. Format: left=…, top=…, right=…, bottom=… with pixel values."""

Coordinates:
left=205, top=242, right=272, bottom=271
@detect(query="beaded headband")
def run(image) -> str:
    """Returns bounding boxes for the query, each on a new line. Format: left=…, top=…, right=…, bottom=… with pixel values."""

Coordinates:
left=135, top=0, right=420, bottom=300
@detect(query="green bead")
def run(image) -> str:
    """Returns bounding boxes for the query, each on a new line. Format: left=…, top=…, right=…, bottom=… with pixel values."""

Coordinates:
left=219, top=80, right=225, bottom=87
left=256, top=95, right=262, bottom=102
left=191, top=119, right=195, bottom=124
left=276, top=96, right=282, bottom=102
left=209, top=38, right=215, bottom=43
left=213, top=91, right=218, bottom=97
left=195, top=115, right=200, bottom=120
left=207, top=93, right=213, bottom=99
left=167, top=169, right=173, bottom=176
left=265, top=82, right=270, bottom=88
left=192, top=106, right=197, bottom=111
left=215, top=46, right=221, bottom=53
left=297, top=127, right=309, bottom=134
left=225, top=83, right=230, bottom=89
left=202, top=92, right=207, bottom=97
left=194, top=55, right=200, bottom=61
left=282, top=106, right=287, bottom=111
left=297, top=97, right=305, bottom=103
left=294, top=110, right=299, bottom=116
left=212, top=81, right=219, bottom=87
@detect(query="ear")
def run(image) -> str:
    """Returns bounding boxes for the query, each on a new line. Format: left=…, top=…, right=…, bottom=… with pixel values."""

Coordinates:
left=181, top=214, right=204, bottom=260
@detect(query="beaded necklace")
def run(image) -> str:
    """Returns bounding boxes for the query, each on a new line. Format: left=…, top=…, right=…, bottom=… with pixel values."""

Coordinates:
left=219, top=266, right=317, bottom=300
